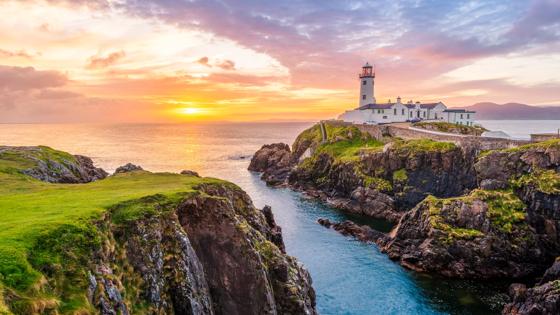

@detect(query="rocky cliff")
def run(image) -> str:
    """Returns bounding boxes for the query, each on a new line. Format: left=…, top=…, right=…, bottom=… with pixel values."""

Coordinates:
left=0, top=146, right=317, bottom=315
left=0, top=145, right=108, bottom=183
left=250, top=122, right=478, bottom=222
left=251, top=123, right=560, bottom=313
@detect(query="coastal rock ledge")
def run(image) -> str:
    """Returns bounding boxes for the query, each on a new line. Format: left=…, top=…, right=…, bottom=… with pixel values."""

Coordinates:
left=0, top=146, right=317, bottom=315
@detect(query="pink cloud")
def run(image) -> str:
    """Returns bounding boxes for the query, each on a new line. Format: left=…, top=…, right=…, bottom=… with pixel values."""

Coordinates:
left=0, top=65, right=67, bottom=90
left=216, top=59, right=235, bottom=70
left=87, top=51, right=126, bottom=69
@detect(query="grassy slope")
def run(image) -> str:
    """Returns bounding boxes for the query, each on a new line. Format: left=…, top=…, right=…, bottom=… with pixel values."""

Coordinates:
left=0, top=147, right=222, bottom=312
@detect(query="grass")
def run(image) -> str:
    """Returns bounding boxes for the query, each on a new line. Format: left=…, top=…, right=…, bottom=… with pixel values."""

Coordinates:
left=503, top=138, right=560, bottom=153
left=511, top=169, right=560, bottom=194
left=413, top=121, right=487, bottom=136
left=314, top=138, right=384, bottom=163
left=392, top=138, right=456, bottom=154
left=0, top=146, right=222, bottom=313
left=470, top=190, right=527, bottom=233
left=392, top=169, right=408, bottom=182
left=362, top=176, right=392, bottom=192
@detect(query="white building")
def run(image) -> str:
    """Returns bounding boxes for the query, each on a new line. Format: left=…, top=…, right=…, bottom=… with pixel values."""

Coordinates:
left=339, top=63, right=476, bottom=126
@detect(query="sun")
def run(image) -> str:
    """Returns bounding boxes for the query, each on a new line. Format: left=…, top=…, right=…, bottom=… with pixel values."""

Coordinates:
left=178, top=107, right=201, bottom=115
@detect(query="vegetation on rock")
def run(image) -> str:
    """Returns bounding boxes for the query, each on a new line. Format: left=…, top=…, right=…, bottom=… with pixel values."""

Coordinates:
left=391, top=138, right=456, bottom=153
left=413, top=121, right=487, bottom=136
left=511, top=169, right=560, bottom=195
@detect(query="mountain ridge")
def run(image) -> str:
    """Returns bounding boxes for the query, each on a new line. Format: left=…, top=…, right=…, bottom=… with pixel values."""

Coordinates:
left=458, top=102, right=560, bottom=120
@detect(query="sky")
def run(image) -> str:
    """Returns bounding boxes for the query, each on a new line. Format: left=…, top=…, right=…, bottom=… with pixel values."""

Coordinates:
left=0, top=0, right=559, bottom=123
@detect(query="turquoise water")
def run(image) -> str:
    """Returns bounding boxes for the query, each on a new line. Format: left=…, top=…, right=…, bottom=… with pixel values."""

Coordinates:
left=0, top=122, right=510, bottom=314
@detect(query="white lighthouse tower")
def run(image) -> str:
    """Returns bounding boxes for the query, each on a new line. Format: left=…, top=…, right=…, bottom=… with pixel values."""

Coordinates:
left=359, top=62, right=375, bottom=106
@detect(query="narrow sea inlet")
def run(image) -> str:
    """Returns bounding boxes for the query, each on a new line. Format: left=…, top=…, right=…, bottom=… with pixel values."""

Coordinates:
left=3, top=121, right=546, bottom=314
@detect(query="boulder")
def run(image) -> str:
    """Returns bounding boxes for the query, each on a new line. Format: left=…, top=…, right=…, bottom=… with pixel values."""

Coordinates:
left=248, top=143, right=292, bottom=186
left=180, top=170, right=200, bottom=177
left=318, top=218, right=387, bottom=243
left=114, top=163, right=143, bottom=174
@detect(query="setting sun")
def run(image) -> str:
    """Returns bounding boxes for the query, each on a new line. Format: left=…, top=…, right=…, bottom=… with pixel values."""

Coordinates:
left=179, top=107, right=201, bottom=115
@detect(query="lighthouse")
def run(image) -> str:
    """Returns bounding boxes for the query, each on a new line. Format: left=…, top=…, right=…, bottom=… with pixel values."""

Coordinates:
left=359, top=62, right=375, bottom=106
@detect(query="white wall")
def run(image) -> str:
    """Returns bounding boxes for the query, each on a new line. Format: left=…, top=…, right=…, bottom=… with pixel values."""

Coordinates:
left=338, top=110, right=371, bottom=123
left=359, top=76, right=375, bottom=107
left=443, top=112, right=476, bottom=126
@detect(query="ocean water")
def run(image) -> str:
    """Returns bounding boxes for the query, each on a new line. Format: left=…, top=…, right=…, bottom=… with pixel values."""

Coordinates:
left=0, top=122, right=531, bottom=314
left=478, top=120, right=560, bottom=139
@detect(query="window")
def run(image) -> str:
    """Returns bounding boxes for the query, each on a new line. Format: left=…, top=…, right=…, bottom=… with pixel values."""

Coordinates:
left=383, top=116, right=387, bottom=119
left=402, top=109, right=405, bottom=115
left=362, top=95, right=366, bottom=100
left=363, top=80, right=367, bottom=85
left=393, top=108, right=397, bottom=115
left=467, top=114, right=470, bottom=119
left=434, top=113, right=438, bottom=119
left=423, top=111, right=426, bottom=118
left=460, top=114, right=463, bottom=119
left=417, top=111, right=420, bottom=118
left=377, top=109, right=381, bottom=114
left=409, top=112, right=412, bottom=117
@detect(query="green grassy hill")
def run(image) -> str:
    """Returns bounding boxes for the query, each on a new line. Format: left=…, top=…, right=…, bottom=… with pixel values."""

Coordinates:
left=0, top=146, right=222, bottom=313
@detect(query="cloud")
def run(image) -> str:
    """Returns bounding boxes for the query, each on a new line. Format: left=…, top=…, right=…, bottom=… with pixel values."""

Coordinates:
left=0, top=48, right=33, bottom=59
left=197, top=56, right=211, bottom=67
left=0, top=65, right=67, bottom=90
left=87, top=50, right=126, bottom=69
left=217, top=59, right=235, bottom=70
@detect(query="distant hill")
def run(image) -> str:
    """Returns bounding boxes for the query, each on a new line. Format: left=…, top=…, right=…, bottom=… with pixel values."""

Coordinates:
left=461, top=102, right=560, bottom=120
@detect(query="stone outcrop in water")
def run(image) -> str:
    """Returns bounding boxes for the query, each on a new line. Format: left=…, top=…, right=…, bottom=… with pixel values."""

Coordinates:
left=248, top=143, right=292, bottom=186
left=317, top=218, right=387, bottom=243
left=378, top=190, right=547, bottom=278
left=503, top=259, right=560, bottom=315
left=0, top=145, right=108, bottom=183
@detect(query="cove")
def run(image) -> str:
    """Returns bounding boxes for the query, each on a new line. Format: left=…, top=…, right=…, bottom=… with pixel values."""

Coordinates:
left=239, top=173, right=507, bottom=315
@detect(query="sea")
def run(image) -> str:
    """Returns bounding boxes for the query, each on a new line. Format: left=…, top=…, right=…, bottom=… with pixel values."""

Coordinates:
left=1, top=120, right=558, bottom=315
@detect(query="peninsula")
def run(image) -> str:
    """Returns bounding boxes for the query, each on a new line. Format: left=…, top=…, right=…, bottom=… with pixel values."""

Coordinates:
left=0, top=146, right=317, bottom=314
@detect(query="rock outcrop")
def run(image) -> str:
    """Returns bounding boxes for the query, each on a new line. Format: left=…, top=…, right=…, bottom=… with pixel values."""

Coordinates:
left=0, top=145, right=107, bottom=183
left=476, top=141, right=560, bottom=190
left=114, top=163, right=143, bottom=174
left=503, top=259, right=560, bottom=315
left=379, top=191, right=548, bottom=279
left=248, top=143, right=292, bottom=186
left=24, top=183, right=317, bottom=315
left=375, top=141, right=560, bottom=279
left=317, top=218, right=387, bottom=243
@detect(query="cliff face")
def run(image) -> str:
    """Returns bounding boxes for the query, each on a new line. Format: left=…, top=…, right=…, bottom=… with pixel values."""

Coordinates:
left=376, top=141, right=560, bottom=281
left=250, top=123, right=478, bottom=222
left=379, top=190, right=545, bottom=278
left=85, top=184, right=316, bottom=315
left=0, top=146, right=316, bottom=315
left=503, top=260, right=560, bottom=315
